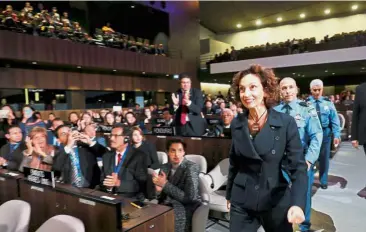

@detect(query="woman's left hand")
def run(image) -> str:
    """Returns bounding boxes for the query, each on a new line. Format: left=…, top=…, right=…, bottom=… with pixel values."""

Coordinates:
left=287, top=206, right=305, bottom=224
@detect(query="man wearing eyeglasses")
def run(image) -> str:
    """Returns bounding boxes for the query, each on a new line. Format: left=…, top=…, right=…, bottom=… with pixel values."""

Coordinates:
left=100, top=124, right=147, bottom=199
left=306, top=79, right=341, bottom=190
left=52, top=125, right=107, bottom=189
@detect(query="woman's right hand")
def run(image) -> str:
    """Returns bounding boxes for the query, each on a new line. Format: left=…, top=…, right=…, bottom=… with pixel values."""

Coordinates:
left=227, top=200, right=231, bottom=210
left=25, top=136, right=33, bottom=155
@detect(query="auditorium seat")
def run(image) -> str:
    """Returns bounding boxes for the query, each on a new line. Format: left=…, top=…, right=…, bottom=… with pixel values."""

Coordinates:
left=36, top=215, right=85, bottom=232
left=202, top=158, right=230, bottom=229
left=0, top=200, right=31, bottom=232
left=192, top=173, right=210, bottom=232
left=157, top=151, right=168, bottom=164
left=185, top=154, right=208, bottom=173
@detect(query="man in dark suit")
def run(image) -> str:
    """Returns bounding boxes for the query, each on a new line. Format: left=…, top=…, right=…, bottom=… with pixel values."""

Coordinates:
left=52, top=125, right=106, bottom=189
left=101, top=124, right=147, bottom=199
left=152, top=139, right=201, bottom=232
left=47, top=118, right=64, bottom=146
left=172, top=73, right=205, bottom=136
left=0, top=125, right=26, bottom=171
left=352, top=82, right=366, bottom=154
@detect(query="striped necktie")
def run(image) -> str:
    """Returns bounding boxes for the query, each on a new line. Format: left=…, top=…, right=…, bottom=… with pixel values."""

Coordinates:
left=70, top=147, right=83, bottom=187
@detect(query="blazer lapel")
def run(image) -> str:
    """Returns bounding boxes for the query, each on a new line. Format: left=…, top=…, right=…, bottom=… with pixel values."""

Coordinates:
left=253, top=108, right=283, bottom=155
left=121, top=147, right=134, bottom=169
left=170, top=159, right=187, bottom=186
left=233, top=113, right=262, bottom=161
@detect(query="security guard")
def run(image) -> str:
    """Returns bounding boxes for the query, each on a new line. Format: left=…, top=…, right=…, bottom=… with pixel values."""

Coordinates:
left=274, top=77, right=323, bottom=232
left=307, top=79, right=341, bottom=190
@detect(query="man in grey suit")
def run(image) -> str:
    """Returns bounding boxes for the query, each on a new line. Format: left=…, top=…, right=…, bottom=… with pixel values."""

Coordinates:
left=152, top=139, right=201, bottom=232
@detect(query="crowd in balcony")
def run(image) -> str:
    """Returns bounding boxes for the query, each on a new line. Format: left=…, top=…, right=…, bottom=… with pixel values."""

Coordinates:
left=207, top=30, right=366, bottom=66
left=0, top=2, right=166, bottom=56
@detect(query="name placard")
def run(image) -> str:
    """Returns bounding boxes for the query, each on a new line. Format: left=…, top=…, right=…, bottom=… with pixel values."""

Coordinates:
left=207, top=119, right=220, bottom=125
left=152, top=126, right=175, bottom=136
left=23, top=167, right=55, bottom=188
left=155, top=118, right=166, bottom=124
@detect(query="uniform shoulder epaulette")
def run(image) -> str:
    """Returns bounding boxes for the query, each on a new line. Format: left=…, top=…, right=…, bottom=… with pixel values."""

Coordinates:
left=323, top=97, right=330, bottom=101
left=298, top=101, right=308, bottom=107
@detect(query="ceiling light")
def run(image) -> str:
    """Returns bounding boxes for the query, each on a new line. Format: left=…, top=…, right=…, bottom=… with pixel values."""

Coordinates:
left=113, top=69, right=116, bottom=72
left=236, top=23, right=242, bottom=28
left=131, top=5, right=135, bottom=8
left=292, top=73, right=296, bottom=75
left=32, top=61, right=37, bottom=65
left=351, top=4, right=358, bottom=10
left=332, top=73, right=335, bottom=75
left=361, top=67, right=365, bottom=70
left=142, top=72, right=145, bottom=74
left=255, top=20, right=262, bottom=26
left=277, top=17, right=283, bottom=22
left=77, top=66, right=81, bottom=69
left=300, top=13, right=306, bottom=18
left=173, top=74, right=179, bottom=79
left=325, top=70, right=328, bottom=72
left=324, top=9, right=331, bottom=15
left=302, top=75, right=305, bottom=77
left=213, top=79, right=217, bottom=81
left=298, top=74, right=301, bottom=76
left=166, top=74, right=169, bottom=77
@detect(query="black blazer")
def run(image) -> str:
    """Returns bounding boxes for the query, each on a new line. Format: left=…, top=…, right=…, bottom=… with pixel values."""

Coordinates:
left=100, top=147, right=147, bottom=199
left=52, top=142, right=106, bottom=188
left=226, top=109, right=308, bottom=212
left=352, top=83, right=366, bottom=145
left=135, top=141, right=160, bottom=169
left=174, top=88, right=205, bottom=136
left=0, top=142, right=27, bottom=171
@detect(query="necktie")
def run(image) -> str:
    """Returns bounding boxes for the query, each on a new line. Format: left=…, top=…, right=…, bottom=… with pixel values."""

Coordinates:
left=70, top=147, right=83, bottom=187
left=283, top=104, right=291, bottom=115
left=180, top=91, right=188, bottom=125
left=10, top=144, right=17, bottom=153
left=117, top=153, right=122, bottom=165
left=315, top=100, right=322, bottom=124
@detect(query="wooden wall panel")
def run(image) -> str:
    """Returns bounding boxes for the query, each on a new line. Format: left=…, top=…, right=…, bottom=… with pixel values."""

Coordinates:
left=0, top=31, right=187, bottom=75
left=0, top=68, right=177, bottom=92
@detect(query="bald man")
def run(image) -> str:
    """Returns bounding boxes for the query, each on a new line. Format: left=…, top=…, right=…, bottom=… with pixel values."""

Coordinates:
left=306, top=79, right=340, bottom=190
left=274, top=77, right=323, bottom=232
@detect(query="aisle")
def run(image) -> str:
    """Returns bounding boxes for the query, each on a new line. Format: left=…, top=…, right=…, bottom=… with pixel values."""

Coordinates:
left=207, top=142, right=366, bottom=232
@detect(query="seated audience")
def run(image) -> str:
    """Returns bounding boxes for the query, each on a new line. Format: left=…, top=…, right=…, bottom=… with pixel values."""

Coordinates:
left=0, top=105, right=18, bottom=147
left=20, top=127, right=55, bottom=172
left=202, top=100, right=215, bottom=115
left=68, top=112, right=79, bottom=128
left=214, top=108, right=234, bottom=137
left=83, top=123, right=107, bottom=148
left=0, top=125, right=26, bottom=171
left=52, top=125, right=106, bottom=188
left=19, top=106, right=46, bottom=137
left=131, top=127, right=159, bottom=169
left=100, top=125, right=147, bottom=199
left=152, top=139, right=201, bottom=232
left=124, top=112, right=146, bottom=132
left=156, top=109, right=174, bottom=127
left=47, top=118, right=64, bottom=146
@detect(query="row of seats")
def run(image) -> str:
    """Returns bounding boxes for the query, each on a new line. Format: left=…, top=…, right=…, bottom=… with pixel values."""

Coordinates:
left=0, top=200, right=85, bottom=232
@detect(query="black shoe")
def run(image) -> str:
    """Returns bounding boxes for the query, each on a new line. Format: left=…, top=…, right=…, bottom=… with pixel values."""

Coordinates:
left=320, top=184, right=328, bottom=189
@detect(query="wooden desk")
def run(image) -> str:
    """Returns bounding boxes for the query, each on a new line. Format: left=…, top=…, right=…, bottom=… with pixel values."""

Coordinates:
left=145, top=135, right=231, bottom=171
left=87, top=190, right=175, bottom=232
left=19, top=180, right=122, bottom=232
left=18, top=179, right=174, bottom=232
left=0, top=168, right=22, bottom=204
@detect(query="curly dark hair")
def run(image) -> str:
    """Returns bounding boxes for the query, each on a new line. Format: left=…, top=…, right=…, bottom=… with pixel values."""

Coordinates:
left=230, top=64, right=280, bottom=108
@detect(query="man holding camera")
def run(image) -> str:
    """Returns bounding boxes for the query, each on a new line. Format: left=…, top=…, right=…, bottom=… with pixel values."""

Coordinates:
left=52, top=125, right=106, bottom=188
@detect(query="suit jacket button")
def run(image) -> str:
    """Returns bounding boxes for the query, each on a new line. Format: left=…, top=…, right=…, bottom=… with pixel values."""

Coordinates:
left=255, top=185, right=259, bottom=190
left=271, top=150, right=276, bottom=154
left=275, top=136, right=279, bottom=140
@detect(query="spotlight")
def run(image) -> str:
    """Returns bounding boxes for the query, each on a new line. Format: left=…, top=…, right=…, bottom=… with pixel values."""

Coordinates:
left=351, top=5, right=358, bottom=10
left=277, top=17, right=283, bottom=22
left=255, top=20, right=262, bottom=26
left=324, top=9, right=331, bottom=15
left=236, top=23, right=242, bottom=28
left=300, top=13, right=306, bottom=18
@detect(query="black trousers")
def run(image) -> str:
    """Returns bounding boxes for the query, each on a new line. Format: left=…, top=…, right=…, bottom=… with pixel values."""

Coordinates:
left=176, top=123, right=196, bottom=136
left=363, top=145, right=366, bottom=155
left=230, top=191, right=293, bottom=232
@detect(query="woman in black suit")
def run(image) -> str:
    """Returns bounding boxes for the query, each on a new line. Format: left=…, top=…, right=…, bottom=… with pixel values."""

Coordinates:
left=131, top=127, right=160, bottom=169
left=226, top=65, right=308, bottom=232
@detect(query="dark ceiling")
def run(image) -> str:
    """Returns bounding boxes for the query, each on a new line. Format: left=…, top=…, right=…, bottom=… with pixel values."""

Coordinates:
left=199, top=1, right=365, bottom=34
